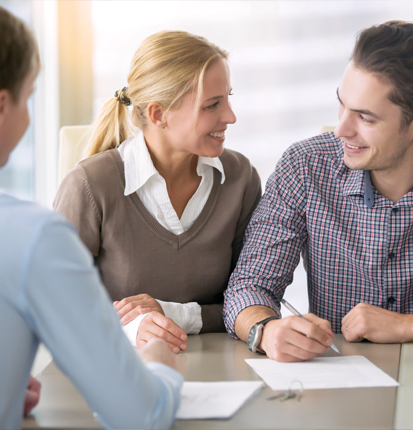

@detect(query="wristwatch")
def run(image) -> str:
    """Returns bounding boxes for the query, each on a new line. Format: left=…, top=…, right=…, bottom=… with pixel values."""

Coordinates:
left=247, top=316, right=279, bottom=353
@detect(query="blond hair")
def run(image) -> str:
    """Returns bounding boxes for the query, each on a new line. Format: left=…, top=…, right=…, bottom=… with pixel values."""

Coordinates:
left=85, top=31, right=228, bottom=157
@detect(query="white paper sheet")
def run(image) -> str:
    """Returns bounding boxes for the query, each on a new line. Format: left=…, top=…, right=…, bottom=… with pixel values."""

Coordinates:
left=176, top=381, right=264, bottom=419
left=245, top=355, right=399, bottom=390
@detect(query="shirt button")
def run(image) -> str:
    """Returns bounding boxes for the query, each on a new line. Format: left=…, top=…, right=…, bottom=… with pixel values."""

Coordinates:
left=387, top=297, right=396, bottom=304
left=392, top=208, right=399, bottom=213
left=388, top=252, right=395, bottom=259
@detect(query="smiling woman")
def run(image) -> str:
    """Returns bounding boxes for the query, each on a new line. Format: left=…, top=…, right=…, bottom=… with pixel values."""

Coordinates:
left=54, top=30, right=261, bottom=353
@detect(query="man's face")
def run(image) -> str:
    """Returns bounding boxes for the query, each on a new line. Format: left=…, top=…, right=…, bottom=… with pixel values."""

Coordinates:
left=0, top=74, right=35, bottom=167
left=335, top=62, right=413, bottom=174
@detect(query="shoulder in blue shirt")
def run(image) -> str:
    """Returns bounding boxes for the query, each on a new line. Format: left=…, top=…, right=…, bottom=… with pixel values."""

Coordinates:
left=0, top=193, right=183, bottom=430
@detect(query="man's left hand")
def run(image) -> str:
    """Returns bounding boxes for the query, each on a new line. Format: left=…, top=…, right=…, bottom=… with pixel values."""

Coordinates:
left=342, top=303, right=413, bottom=343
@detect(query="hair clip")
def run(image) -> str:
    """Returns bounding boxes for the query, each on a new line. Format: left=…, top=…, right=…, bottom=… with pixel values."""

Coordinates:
left=114, top=87, right=132, bottom=106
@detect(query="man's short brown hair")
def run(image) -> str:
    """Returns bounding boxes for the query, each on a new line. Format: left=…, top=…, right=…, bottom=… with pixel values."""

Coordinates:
left=0, top=6, right=40, bottom=102
left=352, top=21, right=413, bottom=128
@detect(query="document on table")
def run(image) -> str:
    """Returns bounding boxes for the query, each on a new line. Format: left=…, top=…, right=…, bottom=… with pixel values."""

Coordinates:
left=245, top=355, right=399, bottom=390
left=176, top=381, right=264, bottom=419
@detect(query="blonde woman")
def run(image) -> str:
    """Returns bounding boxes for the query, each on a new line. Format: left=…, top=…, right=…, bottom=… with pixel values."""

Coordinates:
left=54, top=31, right=261, bottom=354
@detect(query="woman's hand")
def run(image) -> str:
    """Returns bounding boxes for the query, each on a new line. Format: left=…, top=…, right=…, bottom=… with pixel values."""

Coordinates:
left=114, top=293, right=164, bottom=325
left=137, top=311, right=187, bottom=354
left=24, top=376, right=41, bottom=416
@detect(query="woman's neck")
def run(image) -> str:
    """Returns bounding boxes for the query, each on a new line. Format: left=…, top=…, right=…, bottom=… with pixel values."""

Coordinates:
left=145, top=135, right=198, bottom=184
left=143, top=132, right=201, bottom=218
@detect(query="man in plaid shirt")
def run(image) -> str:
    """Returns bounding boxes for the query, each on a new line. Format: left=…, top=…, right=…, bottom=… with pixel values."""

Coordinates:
left=224, top=20, right=413, bottom=362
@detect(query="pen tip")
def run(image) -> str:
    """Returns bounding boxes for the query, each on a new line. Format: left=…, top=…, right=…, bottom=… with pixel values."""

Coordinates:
left=331, top=345, right=340, bottom=354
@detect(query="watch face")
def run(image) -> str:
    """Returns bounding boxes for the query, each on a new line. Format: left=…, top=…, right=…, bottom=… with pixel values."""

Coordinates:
left=247, top=325, right=259, bottom=351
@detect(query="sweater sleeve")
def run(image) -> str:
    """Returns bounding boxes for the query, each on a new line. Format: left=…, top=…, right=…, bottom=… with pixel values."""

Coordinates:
left=53, top=166, right=101, bottom=257
left=200, top=163, right=262, bottom=334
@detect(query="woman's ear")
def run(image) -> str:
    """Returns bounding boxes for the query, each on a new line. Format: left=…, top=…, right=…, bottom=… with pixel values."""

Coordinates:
left=146, top=102, right=166, bottom=129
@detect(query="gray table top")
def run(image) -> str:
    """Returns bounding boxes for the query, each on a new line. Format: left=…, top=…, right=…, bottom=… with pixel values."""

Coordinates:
left=23, top=333, right=401, bottom=430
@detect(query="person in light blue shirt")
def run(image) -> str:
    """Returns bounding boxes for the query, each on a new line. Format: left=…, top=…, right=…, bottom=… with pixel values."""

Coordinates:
left=0, top=6, right=183, bottom=430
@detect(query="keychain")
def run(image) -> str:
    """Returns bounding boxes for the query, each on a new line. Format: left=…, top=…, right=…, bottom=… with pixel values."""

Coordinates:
left=267, top=380, right=303, bottom=402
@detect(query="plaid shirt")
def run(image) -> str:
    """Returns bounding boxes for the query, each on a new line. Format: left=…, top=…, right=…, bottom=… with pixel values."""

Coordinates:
left=223, top=132, right=413, bottom=334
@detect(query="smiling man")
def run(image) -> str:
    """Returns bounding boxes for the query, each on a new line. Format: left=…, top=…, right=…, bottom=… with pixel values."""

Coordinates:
left=224, top=21, right=413, bottom=362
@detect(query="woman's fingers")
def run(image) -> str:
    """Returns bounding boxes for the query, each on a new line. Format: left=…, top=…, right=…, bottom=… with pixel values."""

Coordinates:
left=137, top=312, right=187, bottom=354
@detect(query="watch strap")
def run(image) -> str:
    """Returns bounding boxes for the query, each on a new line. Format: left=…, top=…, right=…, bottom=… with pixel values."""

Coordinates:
left=255, top=316, right=279, bottom=326
left=248, top=315, right=279, bottom=353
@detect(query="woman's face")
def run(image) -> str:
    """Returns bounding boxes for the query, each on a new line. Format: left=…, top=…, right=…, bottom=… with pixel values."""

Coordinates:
left=164, top=59, right=236, bottom=158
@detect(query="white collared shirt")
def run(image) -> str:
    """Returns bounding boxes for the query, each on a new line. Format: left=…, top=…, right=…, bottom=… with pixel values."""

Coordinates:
left=117, top=132, right=226, bottom=343
left=118, top=132, right=225, bottom=235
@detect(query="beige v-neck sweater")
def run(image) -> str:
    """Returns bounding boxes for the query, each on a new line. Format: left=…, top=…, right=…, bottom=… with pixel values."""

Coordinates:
left=54, top=148, right=261, bottom=332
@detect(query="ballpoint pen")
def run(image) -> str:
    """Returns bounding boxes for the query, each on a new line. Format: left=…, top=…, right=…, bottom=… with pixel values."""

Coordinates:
left=280, top=298, right=340, bottom=354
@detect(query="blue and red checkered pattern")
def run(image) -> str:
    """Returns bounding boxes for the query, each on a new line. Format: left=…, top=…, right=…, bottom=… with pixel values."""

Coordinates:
left=224, top=131, right=413, bottom=335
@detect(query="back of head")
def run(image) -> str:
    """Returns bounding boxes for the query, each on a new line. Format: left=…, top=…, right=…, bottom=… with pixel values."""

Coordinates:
left=85, top=30, right=228, bottom=157
left=0, top=6, right=40, bottom=102
left=352, top=20, right=413, bottom=128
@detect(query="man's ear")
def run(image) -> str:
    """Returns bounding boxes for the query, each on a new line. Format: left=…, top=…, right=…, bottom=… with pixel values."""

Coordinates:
left=146, top=102, right=166, bottom=128
left=0, top=90, right=11, bottom=129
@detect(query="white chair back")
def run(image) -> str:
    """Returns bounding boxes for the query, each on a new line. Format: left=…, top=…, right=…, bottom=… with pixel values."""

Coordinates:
left=58, top=125, right=91, bottom=185
left=320, top=126, right=336, bottom=134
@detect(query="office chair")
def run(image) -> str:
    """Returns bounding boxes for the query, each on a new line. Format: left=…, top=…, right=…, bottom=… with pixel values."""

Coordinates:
left=320, top=126, right=336, bottom=134
left=58, top=125, right=91, bottom=185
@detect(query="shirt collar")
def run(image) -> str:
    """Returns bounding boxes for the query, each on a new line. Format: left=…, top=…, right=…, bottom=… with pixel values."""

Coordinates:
left=118, top=132, right=226, bottom=196
left=118, top=133, right=157, bottom=196
left=364, top=170, right=374, bottom=208
left=342, top=169, right=374, bottom=208
left=197, top=156, right=225, bottom=184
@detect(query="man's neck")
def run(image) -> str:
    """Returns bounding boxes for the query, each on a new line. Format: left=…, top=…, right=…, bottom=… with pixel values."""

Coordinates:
left=370, top=168, right=413, bottom=204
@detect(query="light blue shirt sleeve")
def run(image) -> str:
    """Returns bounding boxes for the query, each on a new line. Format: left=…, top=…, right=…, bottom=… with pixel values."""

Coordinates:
left=22, top=217, right=183, bottom=429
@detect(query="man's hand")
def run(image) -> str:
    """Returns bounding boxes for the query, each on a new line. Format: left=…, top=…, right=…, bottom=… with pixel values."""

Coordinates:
left=137, top=338, right=179, bottom=372
left=260, top=313, right=334, bottom=362
left=342, top=303, right=413, bottom=343
left=24, top=376, right=41, bottom=416
left=234, top=305, right=333, bottom=362
left=114, top=294, right=164, bottom=325
left=137, top=311, right=187, bottom=354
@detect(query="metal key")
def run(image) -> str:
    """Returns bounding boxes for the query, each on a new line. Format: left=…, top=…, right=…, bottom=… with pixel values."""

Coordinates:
left=280, top=392, right=297, bottom=402
left=267, top=392, right=288, bottom=401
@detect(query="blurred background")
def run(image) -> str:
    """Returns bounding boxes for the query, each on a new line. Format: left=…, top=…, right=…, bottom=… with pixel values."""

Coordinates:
left=2, top=0, right=413, bottom=316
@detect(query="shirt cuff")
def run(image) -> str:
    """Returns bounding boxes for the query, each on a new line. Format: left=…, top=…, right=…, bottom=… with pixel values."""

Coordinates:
left=121, top=313, right=150, bottom=346
left=156, top=300, right=202, bottom=334
left=146, top=361, right=184, bottom=388
left=223, top=289, right=281, bottom=338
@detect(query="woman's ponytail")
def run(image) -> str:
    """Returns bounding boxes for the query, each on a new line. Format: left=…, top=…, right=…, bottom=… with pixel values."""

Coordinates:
left=83, top=87, right=135, bottom=157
